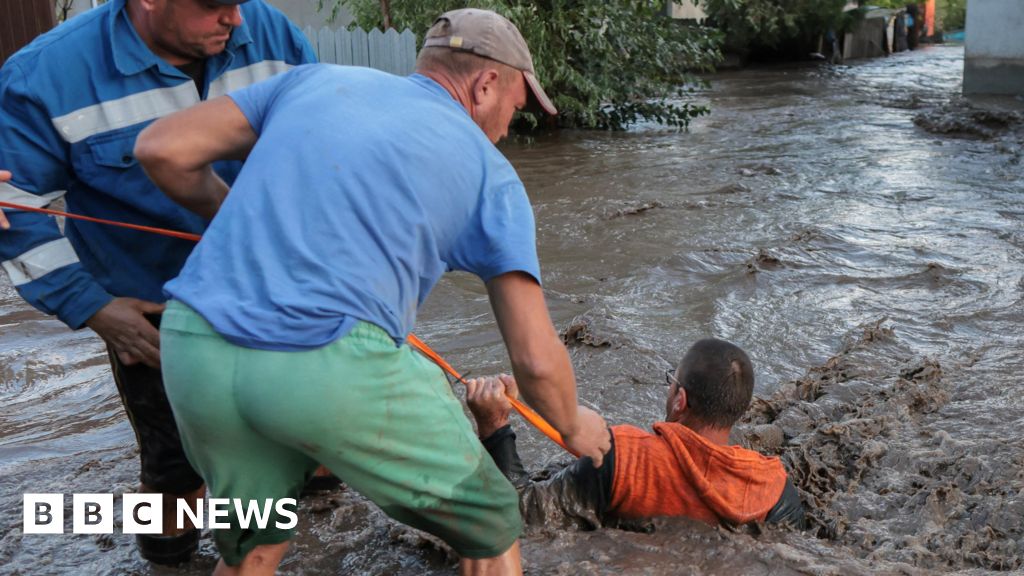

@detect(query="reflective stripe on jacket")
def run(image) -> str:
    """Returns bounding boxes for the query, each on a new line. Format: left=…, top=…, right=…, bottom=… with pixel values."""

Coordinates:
left=0, top=0, right=315, bottom=327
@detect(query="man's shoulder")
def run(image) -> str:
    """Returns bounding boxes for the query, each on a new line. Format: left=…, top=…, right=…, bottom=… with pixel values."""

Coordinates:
left=267, top=63, right=375, bottom=93
left=610, top=423, right=656, bottom=440
left=650, top=422, right=787, bottom=476
left=606, top=422, right=655, bottom=444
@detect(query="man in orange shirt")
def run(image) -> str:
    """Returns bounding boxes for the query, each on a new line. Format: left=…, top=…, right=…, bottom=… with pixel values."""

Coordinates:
left=466, top=338, right=805, bottom=528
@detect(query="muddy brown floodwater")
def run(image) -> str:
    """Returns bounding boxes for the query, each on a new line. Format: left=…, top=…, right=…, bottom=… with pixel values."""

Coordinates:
left=1, top=45, right=1022, bottom=575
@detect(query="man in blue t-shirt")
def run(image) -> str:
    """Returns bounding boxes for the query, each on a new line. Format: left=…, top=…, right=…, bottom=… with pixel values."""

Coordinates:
left=135, top=8, right=611, bottom=575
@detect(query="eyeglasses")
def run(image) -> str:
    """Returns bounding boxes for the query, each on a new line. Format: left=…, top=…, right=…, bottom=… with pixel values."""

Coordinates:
left=664, top=369, right=679, bottom=388
left=665, top=368, right=692, bottom=408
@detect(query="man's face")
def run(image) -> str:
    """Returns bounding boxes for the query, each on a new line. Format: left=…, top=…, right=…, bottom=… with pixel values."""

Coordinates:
left=477, top=72, right=527, bottom=144
left=148, top=0, right=243, bottom=64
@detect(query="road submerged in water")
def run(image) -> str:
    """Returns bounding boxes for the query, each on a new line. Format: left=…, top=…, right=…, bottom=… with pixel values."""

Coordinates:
left=1, top=45, right=1022, bottom=575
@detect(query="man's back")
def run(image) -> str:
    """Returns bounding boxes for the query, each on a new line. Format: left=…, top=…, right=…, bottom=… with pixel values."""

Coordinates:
left=608, top=422, right=791, bottom=524
left=165, top=64, right=541, bottom=351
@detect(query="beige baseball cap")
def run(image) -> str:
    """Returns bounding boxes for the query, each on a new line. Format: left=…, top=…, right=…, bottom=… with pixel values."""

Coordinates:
left=422, top=8, right=557, bottom=116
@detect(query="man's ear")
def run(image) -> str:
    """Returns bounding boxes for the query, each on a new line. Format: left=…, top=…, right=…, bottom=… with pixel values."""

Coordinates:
left=669, top=386, right=688, bottom=421
left=471, top=68, right=501, bottom=107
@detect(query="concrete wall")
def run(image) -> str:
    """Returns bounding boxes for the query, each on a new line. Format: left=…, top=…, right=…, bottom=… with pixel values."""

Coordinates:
left=963, top=0, right=1024, bottom=95
left=843, top=13, right=891, bottom=61
left=666, top=0, right=706, bottom=21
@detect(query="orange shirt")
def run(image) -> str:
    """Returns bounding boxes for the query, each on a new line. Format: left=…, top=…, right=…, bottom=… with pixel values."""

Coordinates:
left=609, top=422, right=789, bottom=524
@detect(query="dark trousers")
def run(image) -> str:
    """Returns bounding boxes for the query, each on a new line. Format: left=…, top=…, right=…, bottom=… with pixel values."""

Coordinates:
left=109, top=333, right=203, bottom=494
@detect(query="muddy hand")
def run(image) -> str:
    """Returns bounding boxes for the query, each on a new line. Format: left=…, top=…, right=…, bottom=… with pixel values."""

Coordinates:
left=562, top=406, right=611, bottom=468
left=85, top=297, right=166, bottom=368
left=466, top=375, right=515, bottom=439
left=0, top=171, right=11, bottom=229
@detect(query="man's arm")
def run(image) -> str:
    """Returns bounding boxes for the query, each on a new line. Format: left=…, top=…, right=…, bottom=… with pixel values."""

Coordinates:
left=466, top=375, right=531, bottom=486
left=765, top=477, right=806, bottom=528
left=485, top=272, right=611, bottom=466
left=466, top=376, right=614, bottom=528
left=135, top=96, right=257, bottom=220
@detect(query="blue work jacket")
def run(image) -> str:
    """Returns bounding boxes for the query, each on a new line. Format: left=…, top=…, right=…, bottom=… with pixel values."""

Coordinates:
left=0, top=0, right=315, bottom=328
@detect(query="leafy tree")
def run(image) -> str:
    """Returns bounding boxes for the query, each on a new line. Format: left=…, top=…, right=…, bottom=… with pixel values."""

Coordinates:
left=861, top=0, right=906, bottom=8
left=937, top=0, right=966, bottom=31
left=329, top=0, right=722, bottom=130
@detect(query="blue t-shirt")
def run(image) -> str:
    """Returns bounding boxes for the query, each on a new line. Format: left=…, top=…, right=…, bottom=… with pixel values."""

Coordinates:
left=164, top=65, right=541, bottom=351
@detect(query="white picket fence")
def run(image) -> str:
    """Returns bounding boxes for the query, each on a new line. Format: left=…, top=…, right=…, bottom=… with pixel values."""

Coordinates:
left=302, top=26, right=417, bottom=76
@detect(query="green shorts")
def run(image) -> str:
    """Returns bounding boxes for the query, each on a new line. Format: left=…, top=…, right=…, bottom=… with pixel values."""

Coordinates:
left=160, top=300, right=521, bottom=565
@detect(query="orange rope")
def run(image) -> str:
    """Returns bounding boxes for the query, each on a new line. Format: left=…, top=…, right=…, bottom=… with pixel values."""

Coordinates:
left=405, top=334, right=572, bottom=454
left=0, top=200, right=572, bottom=453
left=0, top=201, right=202, bottom=241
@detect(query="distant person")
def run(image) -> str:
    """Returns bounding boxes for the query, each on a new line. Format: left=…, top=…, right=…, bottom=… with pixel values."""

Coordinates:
left=906, top=4, right=920, bottom=49
left=825, top=29, right=843, bottom=64
left=466, top=338, right=806, bottom=529
left=0, top=0, right=315, bottom=565
left=894, top=10, right=909, bottom=53
left=135, top=8, right=610, bottom=575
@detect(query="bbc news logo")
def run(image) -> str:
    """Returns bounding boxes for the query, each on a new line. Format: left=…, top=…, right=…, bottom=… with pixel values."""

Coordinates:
left=23, top=494, right=298, bottom=534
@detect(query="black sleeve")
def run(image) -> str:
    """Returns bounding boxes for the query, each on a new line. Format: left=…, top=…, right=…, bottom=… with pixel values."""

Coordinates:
left=764, top=477, right=806, bottom=529
left=480, top=425, right=616, bottom=529
left=481, top=424, right=531, bottom=488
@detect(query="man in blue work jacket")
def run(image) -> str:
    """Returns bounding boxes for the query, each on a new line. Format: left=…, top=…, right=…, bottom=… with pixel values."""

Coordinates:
left=0, top=0, right=314, bottom=565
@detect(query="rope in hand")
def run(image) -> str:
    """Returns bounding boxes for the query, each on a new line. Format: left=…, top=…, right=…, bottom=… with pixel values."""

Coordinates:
left=405, top=334, right=571, bottom=454
left=0, top=200, right=572, bottom=454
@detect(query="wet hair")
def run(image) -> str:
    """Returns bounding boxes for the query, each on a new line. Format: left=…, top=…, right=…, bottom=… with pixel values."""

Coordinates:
left=677, top=338, right=754, bottom=429
left=415, top=47, right=521, bottom=87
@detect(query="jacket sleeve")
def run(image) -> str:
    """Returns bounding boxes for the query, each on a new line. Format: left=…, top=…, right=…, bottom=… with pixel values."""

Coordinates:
left=482, top=424, right=616, bottom=529
left=0, top=60, right=112, bottom=329
left=764, top=476, right=806, bottom=529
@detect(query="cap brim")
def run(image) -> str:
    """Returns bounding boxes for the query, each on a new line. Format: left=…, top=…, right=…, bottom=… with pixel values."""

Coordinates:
left=523, top=71, right=557, bottom=116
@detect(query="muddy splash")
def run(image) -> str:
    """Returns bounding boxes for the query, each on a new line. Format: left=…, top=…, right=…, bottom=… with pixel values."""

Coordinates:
left=738, top=320, right=1023, bottom=572
left=2, top=45, right=1023, bottom=575
left=913, top=99, right=1021, bottom=139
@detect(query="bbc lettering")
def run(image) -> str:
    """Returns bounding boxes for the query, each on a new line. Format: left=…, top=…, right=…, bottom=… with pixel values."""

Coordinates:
left=23, top=494, right=298, bottom=534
